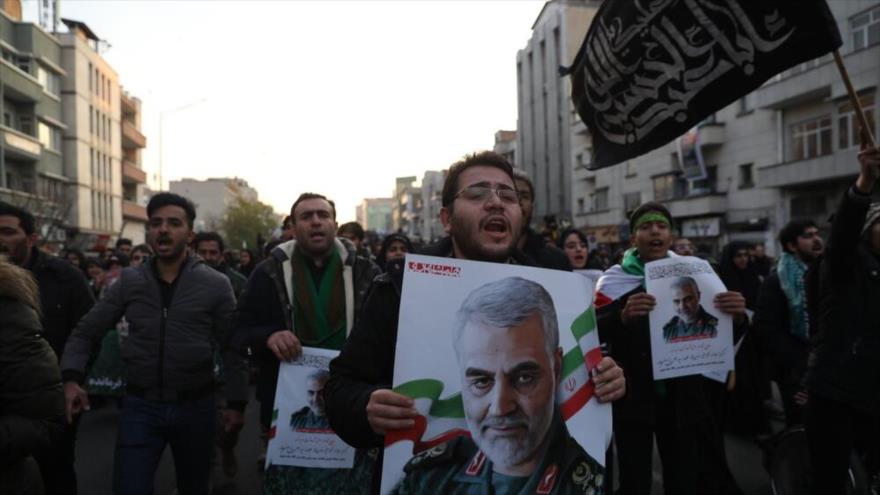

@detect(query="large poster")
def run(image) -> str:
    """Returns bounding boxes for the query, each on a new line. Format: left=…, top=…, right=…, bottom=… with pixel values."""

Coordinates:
left=381, top=255, right=611, bottom=494
left=645, top=256, right=734, bottom=381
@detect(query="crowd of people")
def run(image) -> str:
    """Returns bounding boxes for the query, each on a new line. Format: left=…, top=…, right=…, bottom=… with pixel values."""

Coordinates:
left=0, top=142, right=877, bottom=495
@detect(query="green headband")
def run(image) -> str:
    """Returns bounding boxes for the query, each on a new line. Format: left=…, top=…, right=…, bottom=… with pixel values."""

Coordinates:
left=632, top=212, right=671, bottom=232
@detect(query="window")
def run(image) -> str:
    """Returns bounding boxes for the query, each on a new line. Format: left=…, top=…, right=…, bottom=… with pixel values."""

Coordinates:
left=791, top=195, right=827, bottom=217
left=852, top=6, right=880, bottom=51
left=791, top=116, right=832, bottom=161
left=18, top=115, right=33, bottom=136
left=653, top=174, right=685, bottom=201
left=593, top=187, right=609, bottom=211
left=626, top=160, right=637, bottom=177
left=577, top=198, right=585, bottom=214
left=739, top=92, right=755, bottom=114
left=624, top=192, right=641, bottom=215
left=36, top=65, right=60, bottom=96
left=689, top=165, right=717, bottom=195
left=2, top=111, right=11, bottom=127
left=739, top=163, right=755, bottom=189
left=88, top=63, right=93, bottom=92
left=38, top=122, right=61, bottom=151
left=89, top=106, right=94, bottom=134
left=838, top=94, right=876, bottom=149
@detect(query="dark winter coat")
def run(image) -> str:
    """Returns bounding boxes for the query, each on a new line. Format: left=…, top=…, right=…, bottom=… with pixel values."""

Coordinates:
left=522, top=229, right=573, bottom=271
left=0, top=261, right=66, bottom=465
left=806, top=187, right=880, bottom=416
left=235, top=238, right=380, bottom=427
left=24, top=248, right=95, bottom=360
left=754, top=272, right=811, bottom=388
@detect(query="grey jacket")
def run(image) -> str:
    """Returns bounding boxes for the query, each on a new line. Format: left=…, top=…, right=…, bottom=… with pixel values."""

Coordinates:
left=60, top=256, right=247, bottom=404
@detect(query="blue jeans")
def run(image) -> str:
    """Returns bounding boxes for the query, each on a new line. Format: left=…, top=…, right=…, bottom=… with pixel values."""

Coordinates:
left=112, top=394, right=215, bottom=495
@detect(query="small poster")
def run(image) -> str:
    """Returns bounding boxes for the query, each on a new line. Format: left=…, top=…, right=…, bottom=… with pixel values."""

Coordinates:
left=645, top=256, right=734, bottom=381
left=266, top=347, right=355, bottom=469
left=381, top=255, right=611, bottom=494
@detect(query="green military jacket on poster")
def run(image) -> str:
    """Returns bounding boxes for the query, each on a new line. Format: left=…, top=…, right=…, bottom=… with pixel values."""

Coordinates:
left=390, top=414, right=604, bottom=495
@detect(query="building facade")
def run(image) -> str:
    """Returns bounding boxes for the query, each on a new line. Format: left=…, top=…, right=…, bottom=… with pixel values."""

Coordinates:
left=516, top=0, right=600, bottom=227
left=392, top=175, right=421, bottom=240
left=0, top=2, right=68, bottom=244
left=568, top=1, right=880, bottom=257
left=419, top=170, right=445, bottom=243
left=493, top=130, right=517, bottom=168
left=119, top=89, right=147, bottom=243
left=356, top=197, right=393, bottom=234
left=59, top=18, right=123, bottom=247
left=169, top=177, right=258, bottom=232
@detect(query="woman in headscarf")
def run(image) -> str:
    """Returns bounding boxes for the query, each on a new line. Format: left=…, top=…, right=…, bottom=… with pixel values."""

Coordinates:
left=557, top=228, right=589, bottom=269
left=237, top=248, right=257, bottom=278
left=376, top=234, right=413, bottom=273
left=719, top=241, right=763, bottom=310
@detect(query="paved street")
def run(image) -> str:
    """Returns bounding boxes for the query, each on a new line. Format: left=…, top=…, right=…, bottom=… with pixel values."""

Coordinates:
left=75, top=386, right=773, bottom=495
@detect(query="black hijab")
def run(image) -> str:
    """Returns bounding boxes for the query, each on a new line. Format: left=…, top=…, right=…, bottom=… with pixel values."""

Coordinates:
left=719, top=241, right=762, bottom=310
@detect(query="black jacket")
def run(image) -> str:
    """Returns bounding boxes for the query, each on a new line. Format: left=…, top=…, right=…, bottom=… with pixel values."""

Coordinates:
left=236, top=238, right=379, bottom=427
left=754, top=272, right=811, bottom=387
left=324, top=237, right=537, bottom=449
left=806, top=187, right=880, bottom=415
left=24, top=248, right=95, bottom=360
left=0, top=262, right=66, bottom=465
left=521, top=229, right=572, bottom=271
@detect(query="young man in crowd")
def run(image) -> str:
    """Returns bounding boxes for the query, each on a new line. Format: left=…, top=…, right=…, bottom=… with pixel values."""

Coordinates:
left=754, top=219, right=824, bottom=426
left=324, top=151, right=625, bottom=492
left=194, top=231, right=248, bottom=298
left=236, top=193, right=379, bottom=488
left=805, top=140, right=880, bottom=494
left=60, top=193, right=247, bottom=495
left=512, top=169, right=572, bottom=271
left=0, top=201, right=94, bottom=494
left=595, top=202, right=747, bottom=494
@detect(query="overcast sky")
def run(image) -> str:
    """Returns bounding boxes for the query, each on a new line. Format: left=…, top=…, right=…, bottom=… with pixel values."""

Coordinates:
left=23, top=0, right=546, bottom=222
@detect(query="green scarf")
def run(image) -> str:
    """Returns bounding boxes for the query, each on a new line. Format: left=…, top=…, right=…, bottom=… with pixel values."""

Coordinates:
left=291, top=248, right=347, bottom=350
left=621, top=248, right=646, bottom=279
left=777, top=252, right=809, bottom=340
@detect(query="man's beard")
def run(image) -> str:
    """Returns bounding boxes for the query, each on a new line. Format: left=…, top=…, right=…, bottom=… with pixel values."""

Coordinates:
left=154, top=237, right=187, bottom=261
left=449, top=213, right=516, bottom=263
left=467, top=401, right=554, bottom=470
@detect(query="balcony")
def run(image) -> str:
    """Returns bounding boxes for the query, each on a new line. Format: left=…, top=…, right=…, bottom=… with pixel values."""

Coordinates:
left=122, top=160, right=147, bottom=185
left=699, top=124, right=725, bottom=147
left=121, top=93, right=138, bottom=115
left=0, top=60, right=42, bottom=103
left=758, top=148, right=860, bottom=189
left=755, top=46, right=880, bottom=110
left=665, top=193, right=727, bottom=218
left=122, top=200, right=148, bottom=222
left=121, top=120, right=146, bottom=149
left=2, top=127, right=41, bottom=161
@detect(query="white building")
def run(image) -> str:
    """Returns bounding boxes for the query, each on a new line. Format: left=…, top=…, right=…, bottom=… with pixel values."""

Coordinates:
left=169, top=177, right=258, bottom=232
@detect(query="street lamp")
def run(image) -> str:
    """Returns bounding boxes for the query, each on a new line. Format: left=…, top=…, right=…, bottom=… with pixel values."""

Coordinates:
left=158, top=98, right=206, bottom=190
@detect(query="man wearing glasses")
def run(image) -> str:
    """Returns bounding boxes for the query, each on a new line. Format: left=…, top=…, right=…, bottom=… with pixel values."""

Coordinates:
left=754, top=220, right=825, bottom=426
left=324, top=151, right=625, bottom=491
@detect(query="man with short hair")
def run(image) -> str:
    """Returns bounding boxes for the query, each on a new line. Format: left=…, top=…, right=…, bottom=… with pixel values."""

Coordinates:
left=392, top=277, right=604, bottom=493
left=236, top=192, right=380, bottom=483
left=512, top=170, right=572, bottom=271
left=194, top=231, right=248, bottom=298
left=60, top=192, right=247, bottom=495
left=290, top=370, right=330, bottom=430
left=325, top=151, right=625, bottom=491
left=281, top=215, right=296, bottom=241
left=750, top=242, right=774, bottom=278
left=115, top=238, right=133, bottom=257
left=0, top=201, right=94, bottom=494
left=754, top=219, right=824, bottom=426
left=338, top=221, right=369, bottom=257
left=663, top=277, right=719, bottom=343
left=672, top=237, right=694, bottom=256
left=595, top=202, right=746, bottom=494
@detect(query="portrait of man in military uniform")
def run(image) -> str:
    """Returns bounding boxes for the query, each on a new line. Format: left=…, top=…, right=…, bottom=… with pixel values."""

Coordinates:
left=662, top=276, right=718, bottom=343
left=391, top=277, right=604, bottom=494
left=290, top=369, right=331, bottom=432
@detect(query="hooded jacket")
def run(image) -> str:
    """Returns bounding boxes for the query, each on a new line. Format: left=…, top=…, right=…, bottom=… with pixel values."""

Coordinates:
left=0, top=260, right=66, bottom=464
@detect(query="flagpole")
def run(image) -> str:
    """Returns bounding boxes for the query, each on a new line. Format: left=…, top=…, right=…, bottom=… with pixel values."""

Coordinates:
left=832, top=50, right=877, bottom=148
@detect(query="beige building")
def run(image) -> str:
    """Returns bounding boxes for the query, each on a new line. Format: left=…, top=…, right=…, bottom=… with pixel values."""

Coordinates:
left=59, top=18, right=123, bottom=244
left=356, top=197, right=393, bottom=234
left=120, top=89, right=147, bottom=243
left=169, top=177, right=258, bottom=232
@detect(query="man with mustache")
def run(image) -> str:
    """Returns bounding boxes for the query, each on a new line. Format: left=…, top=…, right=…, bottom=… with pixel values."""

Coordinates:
left=0, top=201, right=94, bottom=494
left=754, top=219, right=825, bottom=426
left=662, top=276, right=718, bottom=343
left=59, top=192, right=248, bottom=495
left=391, top=277, right=604, bottom=493
left=324, top=151, right=625, bottom=493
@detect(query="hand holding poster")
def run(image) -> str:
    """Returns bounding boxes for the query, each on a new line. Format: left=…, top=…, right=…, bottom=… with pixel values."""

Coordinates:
left=264, top=347, right=375, bottom=494
left=645, top=256, right=734, bottom=380
left=380, top=255, right=611, bottom=494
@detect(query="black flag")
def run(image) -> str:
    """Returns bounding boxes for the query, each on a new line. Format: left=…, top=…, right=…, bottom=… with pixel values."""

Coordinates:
left=565, top=0, right=842, bottom=169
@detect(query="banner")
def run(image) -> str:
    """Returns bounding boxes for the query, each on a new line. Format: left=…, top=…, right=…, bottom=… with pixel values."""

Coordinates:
left=644, top=256, right=734, bottom=380
left=380, top=255, right=611, bottom=494
left=565, top=0, right=842, bottom=169
left=677, top=126, right=707, bottom=181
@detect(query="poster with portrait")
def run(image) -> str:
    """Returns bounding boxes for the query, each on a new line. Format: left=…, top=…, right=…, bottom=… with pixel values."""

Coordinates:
left=266, top=347, right=355, bottom=469
left=645, top=256, right=734, bottom=381
left=380, top=255, right=612, bottom=494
